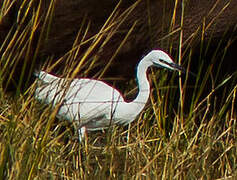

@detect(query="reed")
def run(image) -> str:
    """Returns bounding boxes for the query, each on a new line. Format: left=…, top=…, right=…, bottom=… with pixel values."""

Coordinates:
left=0, top=0, right=236, bottom=179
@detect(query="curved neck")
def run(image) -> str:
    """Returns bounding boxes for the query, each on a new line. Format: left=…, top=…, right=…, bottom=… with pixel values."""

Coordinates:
left=134, top=60, right=150, bottom=104
left=128, top=59, right=151, bottom=116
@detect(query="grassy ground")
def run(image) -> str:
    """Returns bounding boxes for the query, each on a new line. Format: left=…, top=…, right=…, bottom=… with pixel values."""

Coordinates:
left=0, top=0, right=237, bottom=179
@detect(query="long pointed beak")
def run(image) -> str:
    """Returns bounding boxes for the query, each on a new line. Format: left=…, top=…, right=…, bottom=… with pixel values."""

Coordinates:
left=170, top=63, right=196, bottom=77
left=170, top=63, right=185, bottom=73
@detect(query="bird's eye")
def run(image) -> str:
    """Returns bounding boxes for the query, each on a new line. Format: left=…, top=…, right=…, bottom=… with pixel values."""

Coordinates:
left=159, top=59, right=165, bottom=63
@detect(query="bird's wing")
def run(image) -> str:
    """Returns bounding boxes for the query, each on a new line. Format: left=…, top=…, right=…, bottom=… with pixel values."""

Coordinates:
left=66, top=78, right=124, bottom=102
left=36, top=75, right=126, bottom=130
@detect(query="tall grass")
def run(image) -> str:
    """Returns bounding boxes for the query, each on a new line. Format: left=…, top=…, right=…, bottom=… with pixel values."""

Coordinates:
left=0, top=0, right=237, bottom=179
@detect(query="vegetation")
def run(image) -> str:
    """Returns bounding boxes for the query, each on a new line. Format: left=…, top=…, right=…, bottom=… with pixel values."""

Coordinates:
left=0, top=0, right=236, bottom=179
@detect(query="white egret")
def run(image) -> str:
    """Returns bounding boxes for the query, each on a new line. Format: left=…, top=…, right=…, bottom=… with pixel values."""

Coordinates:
left=35, top=50, right=184, bottom=140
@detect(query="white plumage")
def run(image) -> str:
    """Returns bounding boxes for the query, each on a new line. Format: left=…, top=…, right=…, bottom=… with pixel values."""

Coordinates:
left=35, top=50, right=184, bottom=140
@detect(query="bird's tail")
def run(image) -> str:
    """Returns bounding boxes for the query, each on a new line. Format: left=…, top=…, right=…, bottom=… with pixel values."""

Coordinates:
left=34, top=70, right=59, bottom=83
left=34, top=69, right=40, bottom=77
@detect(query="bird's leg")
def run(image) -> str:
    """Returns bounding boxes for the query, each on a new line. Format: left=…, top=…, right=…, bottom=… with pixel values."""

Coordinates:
left=78, top=126, right=86, bottom=142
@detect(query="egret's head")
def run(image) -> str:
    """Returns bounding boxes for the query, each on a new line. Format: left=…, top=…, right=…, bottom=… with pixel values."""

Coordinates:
left=146, top=50, right=185, bottom=72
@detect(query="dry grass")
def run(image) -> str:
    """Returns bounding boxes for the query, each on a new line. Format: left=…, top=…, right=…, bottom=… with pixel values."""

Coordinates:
left=0, top=0, right=237, bottom=179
